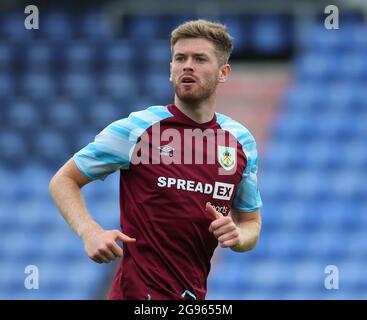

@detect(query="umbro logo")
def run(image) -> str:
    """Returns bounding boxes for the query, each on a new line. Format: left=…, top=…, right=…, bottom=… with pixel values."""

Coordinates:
left=158, top=145, right=175, bottom=157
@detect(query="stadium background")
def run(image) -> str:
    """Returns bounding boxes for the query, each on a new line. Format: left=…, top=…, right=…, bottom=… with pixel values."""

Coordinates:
left=0, top=0, right=366, bottom=299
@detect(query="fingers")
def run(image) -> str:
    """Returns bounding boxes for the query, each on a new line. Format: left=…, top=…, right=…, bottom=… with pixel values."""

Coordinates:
left=206, top=203, right=222, bottom=220
left=209, top=215, right=233, bottom=233
left=100, top=246, right=117, bottom=261
left=91, top=253, right=110, bottom=264
left=107, top=241, right=124, bottom=258
left=85, top=229, right=136, bottom=264
left=218, top=230, right=238, bottom=243
left=212, top=222, right=237, bottom=238
left=114, top=230, right=136, bottom=243
left=220, top=238, right=240, bottom=248
left=207, top=210, right=240, bottom=248
left=90, top=246, right=117, bottom=264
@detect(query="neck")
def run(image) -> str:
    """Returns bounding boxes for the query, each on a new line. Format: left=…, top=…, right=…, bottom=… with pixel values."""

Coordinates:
left=174, top=95, right=216, bottom=124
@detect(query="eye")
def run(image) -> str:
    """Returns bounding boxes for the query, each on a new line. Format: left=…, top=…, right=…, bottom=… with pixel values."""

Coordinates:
left=175, top=56, right=185, bottom=62
left=196, top=56, right=206, bottom=62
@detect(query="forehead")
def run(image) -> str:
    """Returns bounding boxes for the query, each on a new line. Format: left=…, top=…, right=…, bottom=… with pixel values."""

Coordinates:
left=173, top=38, right=217, bottom=57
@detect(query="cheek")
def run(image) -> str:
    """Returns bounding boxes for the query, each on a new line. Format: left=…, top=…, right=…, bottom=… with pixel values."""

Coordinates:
left=170, top=67, right=179, bottom=81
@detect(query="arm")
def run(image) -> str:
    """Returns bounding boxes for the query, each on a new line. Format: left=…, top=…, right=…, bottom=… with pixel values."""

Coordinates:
left=207, top=204, right=261, bottom=253
left=229, top=208, right=261, bottom=252
left=49, top=158, right=135, bottom=263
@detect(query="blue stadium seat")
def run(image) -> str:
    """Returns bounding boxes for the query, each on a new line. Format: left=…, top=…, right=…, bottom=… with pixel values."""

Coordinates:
left=249, top=260, right=291, bottom=291
left=252, top=14, right=290, bottom=54
left=0, top=202, right=18, bottom=231
left=302, top=141, right=344, bottom=171
left=6, top=99, right=41, bottom=130
left=61, top=72, right=97, bottom=99
left=78, top=12, right=114, bottom=40
left=14, top=163, right=53, bottom=199
left=345, top=232, right=367, bottom=259
left=2, top=230, right=30, bottom=260
left=208, top=262, right=243, bottom=290
left=145, top=40, right=172, bottom=65
left=38, top=229, right=83, bottom=261
left=339, top=53, right=367, bottom=80
left=276, top=200, right=313, bottom=230
left=0, top=43, right=13, bottom=71
left=89, top=198, right=121, bottom=230
left=103, top=41, right=134, bottom=71
left=219, top=16, right=249, bottom=54
left=343, top=140, right=367, bottom=169
left=37, top=261, right=71, bottom=292
left=262, top=230, right=308, bottom=260
left=339, top=260, right=367, bottom=292
left=350, top=25, right=367, bottom=51
left=86, top=98, right=121, bottom=128
left=20, top=72, right=56, bottom=99
left=64, top=42, right=95, bottom=71
left=2, top=13, right=33, bottom=42
left=0, top=129, right=27, bottom=165
left=0, top=167, right=18, bottom=200
left=73, top=127, right=98, bottom=152
left=23, top=42, right=54, bottom=71
left=143, top=73, right=173, bottom=102
left=40, top=13, right=74, bottom=41
left=0, top=261, right=26, bottom=295
left=31, top=129, right=71, bottom=165
left=100, top=72, right=137, bottom=98
left=295, top=54, right=337, bottom=81
left=46, top=99, right=82, bottom=129
left=301, top=25, right=344, bottom=53
left=127, top=16, right=161, bottom=41
left=0, top=73, right=15, bottom=99
left=64, top=261, right=108, bottom=292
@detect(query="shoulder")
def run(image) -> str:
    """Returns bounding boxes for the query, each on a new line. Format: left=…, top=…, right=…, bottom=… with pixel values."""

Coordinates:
left=215, top=112, right=256, bottom=148
left=102, top=105, right=173, bottom=137
left=115, top=105, right=173, bottom=126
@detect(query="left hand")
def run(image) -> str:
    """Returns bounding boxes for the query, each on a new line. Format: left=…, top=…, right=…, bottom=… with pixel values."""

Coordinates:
left=207, top=203, right=241, bottom=248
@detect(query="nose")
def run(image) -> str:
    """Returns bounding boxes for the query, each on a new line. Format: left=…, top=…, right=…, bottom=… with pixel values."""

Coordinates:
left=183, top=57, right=194, bottom=72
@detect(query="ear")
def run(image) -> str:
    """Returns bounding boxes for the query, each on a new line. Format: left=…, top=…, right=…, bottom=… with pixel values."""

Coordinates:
left=218, top=64, right=231, bottom=83
left=169, top=62, right=173, bottom=82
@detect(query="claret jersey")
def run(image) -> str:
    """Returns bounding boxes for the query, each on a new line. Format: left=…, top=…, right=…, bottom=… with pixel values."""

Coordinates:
left=73, top=104, right=262, bottom=300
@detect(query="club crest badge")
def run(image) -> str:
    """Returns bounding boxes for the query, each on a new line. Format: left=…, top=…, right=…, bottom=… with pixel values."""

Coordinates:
left=218, top=146, right=236, bottom=171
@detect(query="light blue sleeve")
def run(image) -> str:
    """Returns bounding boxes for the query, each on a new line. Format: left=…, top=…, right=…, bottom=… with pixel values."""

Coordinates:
left=232, top=132, right=263, bottom=212
left=216, top=113, right=262, bottom=212
left=73, top=105, right=173, bottom=181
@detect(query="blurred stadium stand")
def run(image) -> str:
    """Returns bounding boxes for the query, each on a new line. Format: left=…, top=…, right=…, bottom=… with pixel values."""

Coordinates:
left=0, top=0, right=367, bottom=300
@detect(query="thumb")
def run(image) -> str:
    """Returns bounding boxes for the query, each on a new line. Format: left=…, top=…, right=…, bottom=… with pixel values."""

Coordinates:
left=114, top=230, right=136, bottom=243
left=206, top=203, right=223, bottom=220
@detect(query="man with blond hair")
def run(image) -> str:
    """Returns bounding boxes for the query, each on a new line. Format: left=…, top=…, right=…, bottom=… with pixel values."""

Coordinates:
left=49, top=19, right=262, bottom=300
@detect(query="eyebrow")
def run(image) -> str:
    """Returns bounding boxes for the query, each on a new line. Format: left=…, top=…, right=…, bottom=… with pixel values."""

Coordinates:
left=174, top=52, right=210, bottom=58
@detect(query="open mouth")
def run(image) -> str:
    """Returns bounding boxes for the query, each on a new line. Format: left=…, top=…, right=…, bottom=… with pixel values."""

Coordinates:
left=181, top=76, right=196, bottom=84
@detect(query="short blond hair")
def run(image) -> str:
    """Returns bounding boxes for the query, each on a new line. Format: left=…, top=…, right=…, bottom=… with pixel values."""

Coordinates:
left=171, top=19, right=233, bottom=65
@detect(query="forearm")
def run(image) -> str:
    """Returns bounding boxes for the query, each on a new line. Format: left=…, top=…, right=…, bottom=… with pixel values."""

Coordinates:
left=230, top=218, right=261, bottom=253
left=49, top=175, right=102, bottom=240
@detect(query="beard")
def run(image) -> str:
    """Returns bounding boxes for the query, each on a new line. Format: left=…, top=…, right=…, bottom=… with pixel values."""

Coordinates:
left=172, top=76, right=218, bottom=104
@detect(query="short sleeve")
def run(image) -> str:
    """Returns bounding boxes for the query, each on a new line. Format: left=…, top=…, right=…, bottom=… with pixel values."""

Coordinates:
left=232, top=133, right=263, bottom=212
left=73, top=119, right=137, bottom=180
left=73, top=105, right=173, bottom=181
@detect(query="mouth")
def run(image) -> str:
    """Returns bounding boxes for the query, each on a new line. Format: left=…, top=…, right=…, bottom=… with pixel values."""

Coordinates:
left=180, top=76, right=196, bottom=84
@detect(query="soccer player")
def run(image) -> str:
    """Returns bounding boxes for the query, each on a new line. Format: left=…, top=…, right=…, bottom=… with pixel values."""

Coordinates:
left=49, top=19, right=262, bottom=300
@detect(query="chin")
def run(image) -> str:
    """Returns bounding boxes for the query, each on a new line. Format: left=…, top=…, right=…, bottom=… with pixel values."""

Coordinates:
left=177, top=94, right=203, bottom=104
